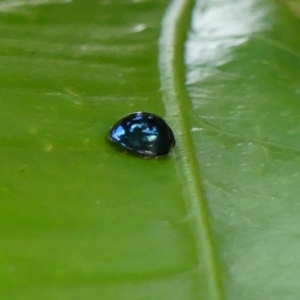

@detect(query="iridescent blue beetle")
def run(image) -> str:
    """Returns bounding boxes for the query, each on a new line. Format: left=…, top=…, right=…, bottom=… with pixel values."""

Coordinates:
left=108, top=112, right=175, bottom=157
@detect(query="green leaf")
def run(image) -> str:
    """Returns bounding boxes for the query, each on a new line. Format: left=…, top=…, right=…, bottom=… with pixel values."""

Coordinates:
left=161, top=0, right=300, bottom=299
left=1, top=0, right=300, bottom=299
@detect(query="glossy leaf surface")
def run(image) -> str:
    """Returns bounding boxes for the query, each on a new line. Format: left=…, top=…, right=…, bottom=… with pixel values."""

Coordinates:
left=0, top=0, right=300, bottom=299
left=185, top=0, right=300, bottom=299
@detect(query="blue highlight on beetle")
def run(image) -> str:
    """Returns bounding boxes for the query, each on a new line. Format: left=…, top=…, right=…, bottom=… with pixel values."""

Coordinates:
left=108, top=112, right=175, bottom=157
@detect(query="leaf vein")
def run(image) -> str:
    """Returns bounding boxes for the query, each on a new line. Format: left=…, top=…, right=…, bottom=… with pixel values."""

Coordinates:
left=159, top=0, right=223, bottom=299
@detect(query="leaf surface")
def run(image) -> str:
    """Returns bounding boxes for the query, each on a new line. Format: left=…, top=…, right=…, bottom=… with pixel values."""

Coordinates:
left=183, top=0, right=300, bottom=299
left=1, top=0, right=300, bottom=299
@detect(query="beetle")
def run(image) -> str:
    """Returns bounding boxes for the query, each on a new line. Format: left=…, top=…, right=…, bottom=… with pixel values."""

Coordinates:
left=108, top=112, right=175, bottom=157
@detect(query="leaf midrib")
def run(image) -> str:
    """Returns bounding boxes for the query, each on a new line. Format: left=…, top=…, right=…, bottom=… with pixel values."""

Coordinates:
left=159, top=0, right=223, bottom=299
